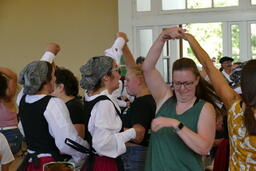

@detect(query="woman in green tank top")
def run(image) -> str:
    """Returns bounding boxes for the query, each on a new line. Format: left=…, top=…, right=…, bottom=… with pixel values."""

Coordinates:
left=142, top=27, right=220, bottom=171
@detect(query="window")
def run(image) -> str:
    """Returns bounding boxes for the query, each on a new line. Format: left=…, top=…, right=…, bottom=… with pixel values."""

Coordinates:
left=214, top=0, right=239, bottom=7
left=231, top=24, right=240, bottom=61
left=188, top=0, right=211, bottom=9
left=251, top=24, right=256, bottom=59
left=119, top=0, right=255, bottom=79
left=163, top=38, right=171, bottom=57
left=162, top=27, right=176, bottom=57
left=162, top=0, right=185, bottom=10
left=139, top=29, right=153, bottom=57
left=162, top=0, right=238, bottom=10
left=183, top=23, right=223, bottom=65
left=136, top=0, right=151, bottom=12
left=163, top=58, right=171, bottom=83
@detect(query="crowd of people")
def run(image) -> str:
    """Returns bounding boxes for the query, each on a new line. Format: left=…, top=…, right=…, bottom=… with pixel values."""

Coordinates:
left=0, top=27, right=256, bottom=171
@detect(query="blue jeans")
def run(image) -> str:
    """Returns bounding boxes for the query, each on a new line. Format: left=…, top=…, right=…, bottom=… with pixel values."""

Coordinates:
left=122, top=145, right=147, bottom=171
left=0, top=128, right=23, bottom=154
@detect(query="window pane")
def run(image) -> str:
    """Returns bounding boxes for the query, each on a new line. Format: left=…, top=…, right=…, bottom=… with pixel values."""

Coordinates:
left=251, top=24, right=256, bottom=54
left=183, top=23, right=223, bottom=66
left=163, top=58, right=170, bottom=83
left=136, top=0, right=151, bottom=12
left=252, top=0, right=256, bottom=5
left=214, top=0, right=238, bottom=7
left=188, top=0, right=212, bottom=9
left=162, top=0, right=185, bottom=10
left=163, top=40, right=169, bottom=56
left=231, top=25, right=240, bottom=56
left=252, top=56, right=256, bottom=59
left=139, top=29, right=153, bottom=57
left=232, top=56, right=240, bottom=62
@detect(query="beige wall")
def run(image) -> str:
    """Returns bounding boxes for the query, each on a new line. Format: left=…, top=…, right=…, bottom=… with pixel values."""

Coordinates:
left=0, top=0, right=118, bottom=80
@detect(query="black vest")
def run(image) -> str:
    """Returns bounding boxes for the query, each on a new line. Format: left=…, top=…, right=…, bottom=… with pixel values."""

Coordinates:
left=19, top=95, right=59, bottom=153
left=84, top=95, right=121, bottom=146
left=83, top=95, right=124, bottom=171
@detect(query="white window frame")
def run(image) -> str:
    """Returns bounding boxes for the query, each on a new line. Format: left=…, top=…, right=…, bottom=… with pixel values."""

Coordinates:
left=159, top=0, right=241, bottom=14
left=118, top=0, right=256, bottom=77
left=248, top=21, right=256, bottom=58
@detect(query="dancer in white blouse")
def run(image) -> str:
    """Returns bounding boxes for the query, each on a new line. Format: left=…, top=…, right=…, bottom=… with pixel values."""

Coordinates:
left=17, top=43, right=88, bottom=171
left=80, top=55, right=143, bottom=171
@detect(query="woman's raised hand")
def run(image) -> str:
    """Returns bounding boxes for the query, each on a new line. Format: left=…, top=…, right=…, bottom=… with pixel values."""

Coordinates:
left=159, top=27, right=186, bottom=42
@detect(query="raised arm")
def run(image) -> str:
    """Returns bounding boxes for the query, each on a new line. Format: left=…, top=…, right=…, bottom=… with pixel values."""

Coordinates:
left=183, top=33, right=239, bottom=109
left=142, top=27, right=185, bottom=106
left=0, top=67, right=17, bottom=98
left=40, top=42, right=61, bottom=63
left=122, top=44, right=137, bottom=68
left=17, top=42, right=60, bottom=105
left=116, top=32, right=137, bottom=68
left=104, top=35, right=126, bottom=64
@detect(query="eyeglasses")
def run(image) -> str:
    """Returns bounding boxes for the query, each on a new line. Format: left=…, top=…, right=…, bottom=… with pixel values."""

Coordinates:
left=110, top=67, right=121, bottom=74
left=172, top=81, right=194, bottom=89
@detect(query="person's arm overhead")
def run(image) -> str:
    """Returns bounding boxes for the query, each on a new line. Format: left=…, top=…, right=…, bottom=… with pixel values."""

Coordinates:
left=183, top=33, right=239, bottom=109
left=116, top=32, right=137, bottom=68
left=142, top=27, right=185, bottom=106
left=17, top=43, right=60, bottom=105
left=0, top=67, right=17, bottom=98
left=104, top=36, right=126, bottom=64
left=40, top=42, right=60, bottom=63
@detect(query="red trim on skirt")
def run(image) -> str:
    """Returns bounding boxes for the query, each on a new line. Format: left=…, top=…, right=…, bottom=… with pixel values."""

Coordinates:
left=26, top=156, right=55, bottom=171
left=81, top=156, right=118, bottom=171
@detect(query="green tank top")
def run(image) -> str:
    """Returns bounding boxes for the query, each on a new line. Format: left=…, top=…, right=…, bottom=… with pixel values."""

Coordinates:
left=145, top=97, right=205, bottom=171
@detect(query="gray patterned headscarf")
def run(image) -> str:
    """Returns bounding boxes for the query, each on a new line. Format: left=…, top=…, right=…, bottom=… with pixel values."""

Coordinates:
left=80, top=56, right=113, bottom=90
left=18, top=61, right=50, bottom=95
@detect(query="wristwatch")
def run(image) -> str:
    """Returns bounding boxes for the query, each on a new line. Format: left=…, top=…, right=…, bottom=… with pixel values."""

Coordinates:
left=174, top=122, right=184, bottom=132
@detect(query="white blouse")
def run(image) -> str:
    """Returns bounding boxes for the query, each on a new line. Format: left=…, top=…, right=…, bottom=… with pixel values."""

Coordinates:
left=17, top=89, right=88, bottom=162
left=84, top=90, right=136, bottom=158
left=16, top=51, right=88, bottom=163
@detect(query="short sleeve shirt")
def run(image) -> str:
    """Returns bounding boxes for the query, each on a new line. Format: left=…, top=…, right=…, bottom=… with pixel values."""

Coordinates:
left=228, top=100, right=256, bottom=170
left=122, top=95, right=156, bottom=146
